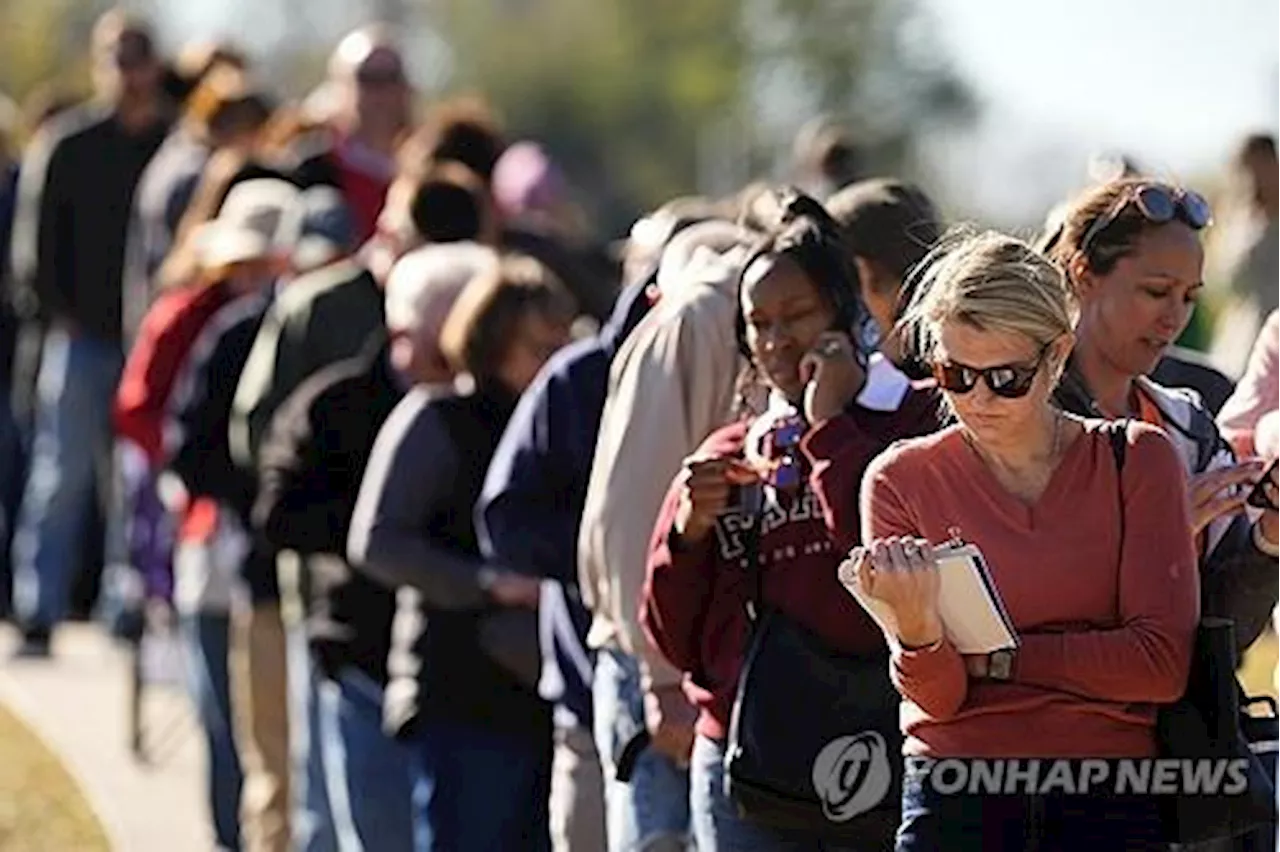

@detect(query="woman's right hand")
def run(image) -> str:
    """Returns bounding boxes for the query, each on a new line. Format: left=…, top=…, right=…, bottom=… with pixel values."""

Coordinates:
left=1188, top=460, right=1266, bottom=537
left=850, top=537, right=944, bottom=647
left=673, top=456, right=759, bottom=544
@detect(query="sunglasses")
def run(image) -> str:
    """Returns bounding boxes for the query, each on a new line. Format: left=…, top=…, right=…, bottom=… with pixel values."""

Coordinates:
left=932, top=347, right=1048, bottom=400
left=356, top=65, right=406, bottom=87
left=1079, top=184, right=1212, bottom=257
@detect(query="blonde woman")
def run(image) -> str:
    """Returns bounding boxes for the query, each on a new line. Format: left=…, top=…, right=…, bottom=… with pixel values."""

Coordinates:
left=840, top=232, right=1198, bottom=851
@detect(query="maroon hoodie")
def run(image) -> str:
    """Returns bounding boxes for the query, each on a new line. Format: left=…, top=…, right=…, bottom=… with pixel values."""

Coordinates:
left=640, top=386, right=945, bottom=741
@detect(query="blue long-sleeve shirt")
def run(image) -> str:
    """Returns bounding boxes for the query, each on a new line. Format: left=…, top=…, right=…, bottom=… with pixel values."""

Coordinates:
left=476, top=277, right=653, bottom=728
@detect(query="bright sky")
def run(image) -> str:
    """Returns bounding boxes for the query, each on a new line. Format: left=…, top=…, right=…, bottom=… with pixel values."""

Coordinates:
left=920, top=0, right=1279, bottom=224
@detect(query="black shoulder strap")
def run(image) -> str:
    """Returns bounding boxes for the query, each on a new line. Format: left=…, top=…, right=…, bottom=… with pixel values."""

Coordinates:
left=1108, top=418, right=1128, bottom=474
left=1108, top=419, right=1129, bottom=619
left=740, top=483, right=766, bottom=628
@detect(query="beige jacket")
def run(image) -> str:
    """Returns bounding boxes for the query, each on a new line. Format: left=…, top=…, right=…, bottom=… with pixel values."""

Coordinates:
left=577, top=233, right=751, bottom=690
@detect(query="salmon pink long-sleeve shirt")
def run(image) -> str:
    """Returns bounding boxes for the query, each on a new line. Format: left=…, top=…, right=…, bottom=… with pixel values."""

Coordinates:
left=853, top=419, right=1199, bottom=758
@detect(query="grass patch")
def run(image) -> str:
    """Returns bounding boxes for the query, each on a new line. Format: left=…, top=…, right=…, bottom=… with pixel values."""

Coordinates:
left=0, top=701, right=110, bottom=852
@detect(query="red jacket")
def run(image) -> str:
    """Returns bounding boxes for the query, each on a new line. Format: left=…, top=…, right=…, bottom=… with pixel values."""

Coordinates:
left=115, top=282, right=233, bottom=465
left=640, top=388, right=946, bottom=741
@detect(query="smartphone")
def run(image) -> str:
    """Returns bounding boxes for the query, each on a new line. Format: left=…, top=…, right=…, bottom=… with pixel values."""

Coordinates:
left=1248, top=458, right=1279, bottom=510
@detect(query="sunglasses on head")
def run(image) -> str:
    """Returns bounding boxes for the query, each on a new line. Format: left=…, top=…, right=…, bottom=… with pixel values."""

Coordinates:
left=932, top=346, right=1049, bottom=400
left=1079, top=184, right=1212, bottom=257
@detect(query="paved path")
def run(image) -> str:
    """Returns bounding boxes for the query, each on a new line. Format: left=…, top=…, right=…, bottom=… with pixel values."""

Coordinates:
left=0, top=622, right=210, bottom=852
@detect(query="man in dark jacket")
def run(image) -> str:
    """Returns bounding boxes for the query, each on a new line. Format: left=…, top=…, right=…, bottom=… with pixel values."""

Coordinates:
left=252, top=242, right=494, bottom=851
left=8, top=10, right=170, bottom=655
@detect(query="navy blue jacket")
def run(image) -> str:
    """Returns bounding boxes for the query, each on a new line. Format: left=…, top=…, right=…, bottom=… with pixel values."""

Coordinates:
left=476, top=276, right=653, bottom=728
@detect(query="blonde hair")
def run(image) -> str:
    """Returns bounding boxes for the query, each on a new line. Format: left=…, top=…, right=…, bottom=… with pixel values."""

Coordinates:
left=898, top=228, right=1077, bottom=370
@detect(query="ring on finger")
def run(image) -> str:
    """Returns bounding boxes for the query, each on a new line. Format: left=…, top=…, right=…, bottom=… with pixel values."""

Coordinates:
left=817, top=338, right=844, bottom=357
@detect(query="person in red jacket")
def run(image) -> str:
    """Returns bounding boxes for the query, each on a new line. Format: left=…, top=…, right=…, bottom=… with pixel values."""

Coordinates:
left=639, top=189, right=944, bottom=850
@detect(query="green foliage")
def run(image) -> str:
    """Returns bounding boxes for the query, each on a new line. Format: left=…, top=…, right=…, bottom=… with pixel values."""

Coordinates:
left=436, top=0, right=971, bottom=235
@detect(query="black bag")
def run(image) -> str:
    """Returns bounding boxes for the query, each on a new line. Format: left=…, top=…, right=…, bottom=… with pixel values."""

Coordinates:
left=723, top=485, right=902, bottom=845
left=1107, top=422, right=1279, bottom=844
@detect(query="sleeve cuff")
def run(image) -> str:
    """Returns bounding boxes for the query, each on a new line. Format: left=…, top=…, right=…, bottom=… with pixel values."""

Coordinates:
left=1253, top=521, right=1280, bottom=557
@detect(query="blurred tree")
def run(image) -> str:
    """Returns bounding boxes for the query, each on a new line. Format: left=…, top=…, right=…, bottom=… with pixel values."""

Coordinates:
left=435, top=0, right=973, bottom=236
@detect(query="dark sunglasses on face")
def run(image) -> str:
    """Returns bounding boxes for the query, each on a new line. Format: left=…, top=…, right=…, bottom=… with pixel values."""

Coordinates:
left=932, top=347, right=1049, bottom=400
left=1079, top=184, right=1212, bottom=257
left=356, top=65, right=405, bottom=87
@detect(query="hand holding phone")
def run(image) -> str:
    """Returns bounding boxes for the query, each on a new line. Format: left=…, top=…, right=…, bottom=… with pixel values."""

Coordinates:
left=1248, top=457, right=1279, bottom=511
left=800, top=332, right=865, bottom=424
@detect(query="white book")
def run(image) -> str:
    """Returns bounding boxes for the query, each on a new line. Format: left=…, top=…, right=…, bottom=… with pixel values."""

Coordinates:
left=837, top=541, right=1019, bottom=655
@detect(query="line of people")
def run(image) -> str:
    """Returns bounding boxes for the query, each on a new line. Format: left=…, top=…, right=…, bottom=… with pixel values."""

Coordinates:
left=0, top=8, right=1277, bottom=852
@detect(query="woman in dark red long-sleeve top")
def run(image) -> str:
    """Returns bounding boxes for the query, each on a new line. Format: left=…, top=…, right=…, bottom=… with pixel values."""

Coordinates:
left=639, top=191, right=944, bottom=851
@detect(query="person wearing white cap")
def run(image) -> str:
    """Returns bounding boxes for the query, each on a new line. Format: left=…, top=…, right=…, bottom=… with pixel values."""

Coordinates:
left=253, top=241, right=496, bottom=852
left=112, top=176, right=299, bottom=852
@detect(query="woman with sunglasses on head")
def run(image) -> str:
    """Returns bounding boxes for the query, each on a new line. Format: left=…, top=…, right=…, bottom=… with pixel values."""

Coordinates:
left=1044, top=179, right=1279, bottom=655
left=846, top=231, right=1198, bottom=851
left=639, top=189, right=946, bottom=851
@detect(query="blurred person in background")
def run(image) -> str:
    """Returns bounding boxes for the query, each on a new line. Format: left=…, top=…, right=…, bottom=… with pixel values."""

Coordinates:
left=474, top=207, right=721, bottom=851
left=492, top=140, right=621, bottom=324
left=792, top=116, right=861, bottom=201
left=578, top=213, right=757, bottom=852
left=117, top=177, right=299, bottom=852
left=160, top=184, right=305, bottom=852
left=293, top=25, right=412, bottom=245
left=1218, top=309, right=1279, bottom=462
left=1047, top=179, right=1279, bottom=658
left=826, top=178, right=943, bottom=347
left=230, top=155, right=495, bottom=852
left=0, top=92, right=22, bottom=617
left=403, top=99, right=622, bottom=325
left=254, top=243, right=495, bottom=852
left=126, top=51, right=264, bottom=341
left=7, top=7, right=171, bottom=657
left=348, top=256, right=575, bottom=851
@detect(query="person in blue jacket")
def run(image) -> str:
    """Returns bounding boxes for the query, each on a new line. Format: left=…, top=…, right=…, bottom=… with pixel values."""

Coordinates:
left=474, top=250, right=660, bottom=851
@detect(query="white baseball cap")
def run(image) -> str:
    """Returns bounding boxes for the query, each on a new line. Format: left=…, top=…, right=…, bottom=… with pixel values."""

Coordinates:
left=195, top=178, right=302, bottom=269
left=384, top=242, right=499, bottom=337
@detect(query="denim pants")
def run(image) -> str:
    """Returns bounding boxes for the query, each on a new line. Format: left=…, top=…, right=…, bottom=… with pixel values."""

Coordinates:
left=11, top=329, right=122, bottom=630
left=316, top=666, right=414, bottom=852
left=690, top=735, right=877, bottom=852
left=0, top=381, right=23, bottom=618
left=896, top=757, right=1165, bottom=851
left=592, top=646, right=692, bottom=851
left=286, top=620, right=337, bottom=852
left=405, top=717, right=553, bottom=852
left=182, top=612, right=245, bottom=851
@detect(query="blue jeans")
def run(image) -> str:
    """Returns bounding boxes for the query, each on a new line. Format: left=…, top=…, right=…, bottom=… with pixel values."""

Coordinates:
left=11, top=330, right=122, bottom=631
left=896, top=757, right=1165, bottom=851
left=690, top=735, right=873, bottom=851
left=405, top=718, right=552, bottom=852
left=182, top=612, right=244, bottom=851
left=592, top=646, right=692, bottom=851
left=287, top=623, right=337, bottom=852
left=0, top=381, right=23, bottom=618
left=316, top=667, right=414, bottom=852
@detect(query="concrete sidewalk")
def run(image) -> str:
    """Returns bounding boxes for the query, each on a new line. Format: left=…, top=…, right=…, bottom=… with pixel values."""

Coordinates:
left=0, top=623, right=210, bottom=852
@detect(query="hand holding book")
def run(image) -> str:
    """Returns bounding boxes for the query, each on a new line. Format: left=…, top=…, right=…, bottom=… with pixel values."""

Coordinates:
left=838, top=537, right=1019, bottom=656
left=839, top=537, right=945, bottom=648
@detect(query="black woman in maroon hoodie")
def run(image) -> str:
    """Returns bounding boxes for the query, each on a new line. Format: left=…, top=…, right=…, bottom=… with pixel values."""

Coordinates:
left=640, top=189, right=945, bottom=851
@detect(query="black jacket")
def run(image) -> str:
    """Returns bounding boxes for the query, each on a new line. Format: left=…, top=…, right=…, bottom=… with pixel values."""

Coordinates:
left=11, top=105, right=169, bottom=344
left=253, top=332, right=404, bottom=683
left=165, top=290, right=277, bottom=601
